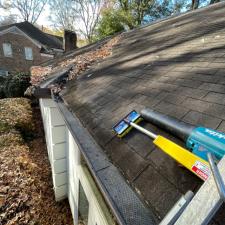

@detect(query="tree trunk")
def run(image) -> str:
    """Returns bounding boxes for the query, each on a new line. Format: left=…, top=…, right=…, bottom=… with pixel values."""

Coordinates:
left=192, top=0, right=199, bottom=9
left=119, top=0, right=129, bottom=11
left=210, top=0, right=220, bottom=4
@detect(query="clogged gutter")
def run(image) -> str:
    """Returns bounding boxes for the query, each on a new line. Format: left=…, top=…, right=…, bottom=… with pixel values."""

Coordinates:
left=29, top=35, right=122, bottom=93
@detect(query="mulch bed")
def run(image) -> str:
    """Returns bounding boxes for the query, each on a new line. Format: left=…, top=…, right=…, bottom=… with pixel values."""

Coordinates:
left=0, top=98, right=73, bottom=225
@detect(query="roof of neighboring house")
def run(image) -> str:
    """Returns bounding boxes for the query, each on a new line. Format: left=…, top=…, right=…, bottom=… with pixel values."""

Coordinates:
left=34, top=2, right=225, bottom=224
left=0, top=21, right=63, bottom=50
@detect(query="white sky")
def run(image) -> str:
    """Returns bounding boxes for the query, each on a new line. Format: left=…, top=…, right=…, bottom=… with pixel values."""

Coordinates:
left=0, top=3, right=87, bottom=37
left=0, top=4, right=52, bottom=27
left=36, top=5, right=52, bottom=27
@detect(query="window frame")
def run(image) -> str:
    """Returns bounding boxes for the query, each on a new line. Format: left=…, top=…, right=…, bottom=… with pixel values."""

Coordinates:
left=0, top=69, right=8, bottom=76
left=24, top=47, right=33, bottom=61
left=2, top=43, right=13, bottom=58
left=78, top=181, right=89, bottom=225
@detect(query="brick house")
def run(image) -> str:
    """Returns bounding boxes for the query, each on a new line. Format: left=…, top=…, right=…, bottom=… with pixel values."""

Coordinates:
left=0, top=21, right=66, bottom=75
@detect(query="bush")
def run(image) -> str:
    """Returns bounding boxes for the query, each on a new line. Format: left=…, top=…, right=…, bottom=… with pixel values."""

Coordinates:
left=0, top=76, right=6, bottom=98
left=96, top=8, right=135, bottom=39
left=0, top=98, right=35, bottom=141
left=0, top=86, right=5, bottom=99
left=3, top=72, right=30, bottom=98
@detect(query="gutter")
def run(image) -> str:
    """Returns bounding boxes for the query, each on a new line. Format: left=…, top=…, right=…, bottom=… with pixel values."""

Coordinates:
left=31, top=66, right=73, bottom=98
left=39, top=66, right=73, bottom=89
left=54, top=95, right=156, bottom=225
left=33, top=64, right=156, bottom=225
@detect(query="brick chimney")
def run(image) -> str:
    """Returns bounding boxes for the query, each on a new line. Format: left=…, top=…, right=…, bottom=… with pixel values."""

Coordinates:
left=63, top=30, right=77, bottom=52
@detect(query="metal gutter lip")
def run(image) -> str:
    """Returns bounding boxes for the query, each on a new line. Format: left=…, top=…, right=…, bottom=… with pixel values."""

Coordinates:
left=55, top=98, right=126, bottom=225
left=54, top=95, right=156, bottom=225
left=39, top=65, right=73, bottom=89
left=29, top=65, right=73, bottom=98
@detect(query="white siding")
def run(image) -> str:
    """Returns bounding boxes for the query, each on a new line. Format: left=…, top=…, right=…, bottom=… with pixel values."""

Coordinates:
left=39, top=99, right=67, bottom=201
left=39, top=98, right=115, bottom=225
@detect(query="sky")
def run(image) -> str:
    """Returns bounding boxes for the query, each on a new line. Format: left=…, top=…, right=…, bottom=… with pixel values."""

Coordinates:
left=36, top=5, right=52, bottom=27
left=0, top=2, right=89, bottom=37
left=0, top=0, right=217, bottom=33
left=0, top=4, right=52, bottom=27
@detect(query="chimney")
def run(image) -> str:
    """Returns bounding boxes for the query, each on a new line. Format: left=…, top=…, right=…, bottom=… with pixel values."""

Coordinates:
left=63, top=30, right=77, bottom=52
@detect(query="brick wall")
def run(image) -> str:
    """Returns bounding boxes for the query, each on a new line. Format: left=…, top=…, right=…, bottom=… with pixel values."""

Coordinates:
left=0, top=32, right=52, bottom=73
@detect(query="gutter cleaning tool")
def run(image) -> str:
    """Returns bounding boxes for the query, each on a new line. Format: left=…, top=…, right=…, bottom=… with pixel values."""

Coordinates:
left=139, top=109, right=225, bottom=213
left=113, top=110, right=210, bottom=181
left=141, top=108, right=225, bottom=162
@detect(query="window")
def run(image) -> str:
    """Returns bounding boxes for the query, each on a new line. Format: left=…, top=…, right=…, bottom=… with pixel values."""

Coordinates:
left=3, top=43, right=12, bottom=57
left=24, top=47, right=33, bottom=60
left=78, top=182, right=89, bottom=225
left=0, top=69, right=8, bottom=76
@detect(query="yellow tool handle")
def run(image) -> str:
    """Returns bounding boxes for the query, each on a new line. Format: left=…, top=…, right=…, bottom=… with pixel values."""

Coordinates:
left=153, top=135, right=210, bottom=181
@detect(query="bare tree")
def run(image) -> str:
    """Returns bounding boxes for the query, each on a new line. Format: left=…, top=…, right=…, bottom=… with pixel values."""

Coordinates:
left=0, top=15, right=18, bottom=26
left=49, top=0, right=77, bottom=30
left=2, top=0, right=48, bottom=24
left=191, top=0, right=199, bottom=9
left=49, top=0, right=103, bottom=43
left=73, top=0, right=103, bottom=42
left=210, top=0, right=221, bottom=4
left=0, top=0, right=7, bottom=9
left=0, top=0, right=4, bottom=8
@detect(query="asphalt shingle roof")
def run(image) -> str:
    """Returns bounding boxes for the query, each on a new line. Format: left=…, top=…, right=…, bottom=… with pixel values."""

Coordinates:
left=0, top=21, right=63, bottom=50
left=57, top=2, right=225, bottom=224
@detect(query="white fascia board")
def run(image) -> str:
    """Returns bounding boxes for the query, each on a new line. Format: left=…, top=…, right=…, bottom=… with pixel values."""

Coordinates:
left=41, top=53, right=54, bottom=58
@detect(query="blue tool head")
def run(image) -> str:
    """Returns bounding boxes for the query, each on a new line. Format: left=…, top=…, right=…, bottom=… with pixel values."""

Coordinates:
left=113, top=110, right=142, bottom=137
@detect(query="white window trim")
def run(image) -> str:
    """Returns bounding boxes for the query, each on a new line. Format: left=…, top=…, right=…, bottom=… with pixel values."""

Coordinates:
left=40, top=53, right=54, bottom=58
left=2, top=43, right=12, bottom=57
left=0, top=69, right=8, bottom=76
left=24, top=47, right=33, bottom=61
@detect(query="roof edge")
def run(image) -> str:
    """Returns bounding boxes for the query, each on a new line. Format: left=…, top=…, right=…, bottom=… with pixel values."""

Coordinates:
left=31, top=63, right=157, bottom=224
left=0, top=26, right=42, bottom=48
left=39, top=65, right=73, bottom=88
left=54, top=95, right=157, bottom=225
left=125, top=1, right=225, bottom=34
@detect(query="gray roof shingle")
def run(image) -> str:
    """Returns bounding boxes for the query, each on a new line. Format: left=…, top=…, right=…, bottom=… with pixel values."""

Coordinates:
left=60, top=2, right=225, bottom=223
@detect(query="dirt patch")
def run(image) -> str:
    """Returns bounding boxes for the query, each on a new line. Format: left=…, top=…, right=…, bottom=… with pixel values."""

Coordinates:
left=0, top=98, right=73, bottom=225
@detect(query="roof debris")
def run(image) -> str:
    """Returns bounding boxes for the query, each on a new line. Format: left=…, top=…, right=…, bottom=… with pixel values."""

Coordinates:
left=30, top=35, right=122, bottom=88
left=28, top=1, right=225, bottom=224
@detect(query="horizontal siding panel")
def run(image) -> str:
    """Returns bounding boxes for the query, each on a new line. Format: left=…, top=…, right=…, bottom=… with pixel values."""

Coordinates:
left=54, top=184, right=67, bottom=201
left=53, top=172, right=67, bottom=187
left=51, top=125, right=66, bottom=144
left=41, top=99, right=57, bottom=107
left=53, top=143, right=66, bottom=160
left=50, top=107, right=65, bottom=126
left=53, top=158, right=67, bottom=173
